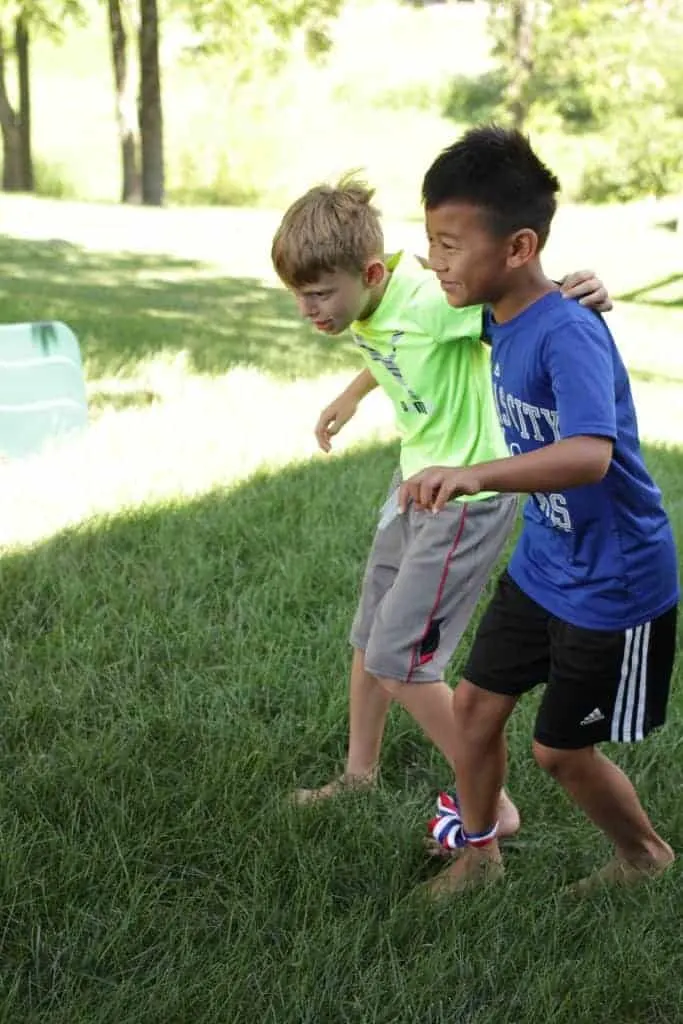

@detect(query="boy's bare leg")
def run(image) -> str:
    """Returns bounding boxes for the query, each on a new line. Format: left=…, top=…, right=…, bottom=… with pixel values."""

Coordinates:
left=532, top=743, right=674, bottom=887
left=426, top=682, right=674, bottom=896
left=293, top=649, right=390, bottom=803
left=346, top=648, right=393, bottom=776
left=379, top=676, right=520, bottom=838
left=423, top=681, right=518, bottom=894
left=294, top=661, right=521, bottom=838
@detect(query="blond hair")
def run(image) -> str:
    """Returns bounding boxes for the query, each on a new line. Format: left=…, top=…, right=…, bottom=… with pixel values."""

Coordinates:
left=271, top=176, right=384, bottom=287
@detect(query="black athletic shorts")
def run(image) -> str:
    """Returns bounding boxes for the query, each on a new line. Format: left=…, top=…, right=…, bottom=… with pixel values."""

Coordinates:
left=463, top=570, right=678, bottom=750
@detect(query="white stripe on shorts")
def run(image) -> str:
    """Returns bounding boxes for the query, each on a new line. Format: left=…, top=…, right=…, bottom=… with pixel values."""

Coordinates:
left=610, top=621, right=652, bottom=742
left=634, top=621, right=651, bottom=741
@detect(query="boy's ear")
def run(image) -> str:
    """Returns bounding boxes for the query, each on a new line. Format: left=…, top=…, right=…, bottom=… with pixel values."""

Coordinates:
left=506, top=229, right=539, bottom=269
left=364, top=259, right=386, bottom=287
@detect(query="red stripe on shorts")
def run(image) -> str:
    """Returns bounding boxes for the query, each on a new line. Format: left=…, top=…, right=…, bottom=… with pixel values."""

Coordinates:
left=406, top=502, right=468, bottom=683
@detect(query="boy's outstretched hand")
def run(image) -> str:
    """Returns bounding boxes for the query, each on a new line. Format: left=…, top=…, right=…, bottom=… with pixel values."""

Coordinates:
left=315, top=393, right=359, bottom=452
left=399, top=466, right=482, bottom=514
left=560, top=270, right=612, bottom=312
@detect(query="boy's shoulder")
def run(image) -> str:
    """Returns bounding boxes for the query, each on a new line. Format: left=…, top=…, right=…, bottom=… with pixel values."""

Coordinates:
left=505, top=291, right=614, bottom=356
left=383, top=250, right=436, bottom=295
left=378, top=252, right=483, bottom=342
left=536, top=291, right=612, bottom=336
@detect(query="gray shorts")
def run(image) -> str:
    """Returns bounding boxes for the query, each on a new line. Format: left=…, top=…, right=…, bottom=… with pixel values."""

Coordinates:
left=350, top=473, right=518, bottom=683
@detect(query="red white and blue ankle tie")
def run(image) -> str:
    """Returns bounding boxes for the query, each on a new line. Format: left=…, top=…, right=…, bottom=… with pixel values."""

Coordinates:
left=428, top=789, right=498, bottom=850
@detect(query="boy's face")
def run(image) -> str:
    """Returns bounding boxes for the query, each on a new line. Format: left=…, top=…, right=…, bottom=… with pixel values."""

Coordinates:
left=290, top=267, right=377, bottom=336
left=426, top=202, right=511, bottom=308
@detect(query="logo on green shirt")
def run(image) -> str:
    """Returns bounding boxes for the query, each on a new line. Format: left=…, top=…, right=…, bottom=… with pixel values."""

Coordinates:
left=352, top=330, right=430, bottom=415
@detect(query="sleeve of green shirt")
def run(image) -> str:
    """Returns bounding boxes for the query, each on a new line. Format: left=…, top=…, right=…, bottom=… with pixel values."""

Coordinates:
left=410, top=285, right=485, bottom=345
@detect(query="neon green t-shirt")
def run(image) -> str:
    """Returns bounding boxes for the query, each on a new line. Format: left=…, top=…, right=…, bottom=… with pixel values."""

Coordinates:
left=350, top=251, right=507, bottom=498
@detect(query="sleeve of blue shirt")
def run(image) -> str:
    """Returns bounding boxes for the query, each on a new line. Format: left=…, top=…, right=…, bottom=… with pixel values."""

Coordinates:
left=545, top=314, right=618, bottom=441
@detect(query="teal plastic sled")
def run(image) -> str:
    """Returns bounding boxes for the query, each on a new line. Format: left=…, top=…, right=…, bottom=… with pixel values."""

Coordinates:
left=0, top=321, right=88, bottom=461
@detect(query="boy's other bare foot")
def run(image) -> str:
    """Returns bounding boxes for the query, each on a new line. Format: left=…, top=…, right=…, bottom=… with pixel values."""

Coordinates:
left=567, top=844, right=674, bottom=896
left=423, top=846, right=504, bottom=898
left=498, top=788, right=521, bottom=839
left=292, top=770, right=378, bottom=806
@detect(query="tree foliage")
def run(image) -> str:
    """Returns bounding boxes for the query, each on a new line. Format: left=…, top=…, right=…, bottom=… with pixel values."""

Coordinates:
left=0, top=0, right=85, bottom=39
left=477, top=0, right=683, bottom=199
left=175, top=0, right=345, bottom=64
left=488, top=0, right=683, bottom=128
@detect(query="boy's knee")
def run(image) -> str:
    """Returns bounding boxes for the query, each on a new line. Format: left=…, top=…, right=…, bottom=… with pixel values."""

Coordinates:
left=365, top=643, right=442, bottom=687
left=377, top=675, right=403, bottom=697
left=452, top=681, right=502, bottom=742
left=532, top=740, right=591, bottom=779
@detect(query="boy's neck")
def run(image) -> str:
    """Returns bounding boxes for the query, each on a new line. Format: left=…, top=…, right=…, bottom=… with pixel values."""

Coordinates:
left=358, top=268, right=392, bottom=322
left=491, top=264, right=557, bottom=324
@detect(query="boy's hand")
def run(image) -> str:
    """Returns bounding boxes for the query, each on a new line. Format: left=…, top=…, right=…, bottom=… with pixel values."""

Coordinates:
left=560, top=270, right=613, bottom=312
left=399, top=466, right=482, bottom=513
left=315, top=394, right=359, bottom=452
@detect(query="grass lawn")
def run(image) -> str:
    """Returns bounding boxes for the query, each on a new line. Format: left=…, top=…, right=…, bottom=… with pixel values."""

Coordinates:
left=0, top=200, right=682, bottom=1022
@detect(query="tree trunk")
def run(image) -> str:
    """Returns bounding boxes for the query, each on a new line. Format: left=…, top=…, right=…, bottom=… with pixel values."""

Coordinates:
left=0, top=28, right=23, bottom=192
left=138, top=0, right=164, bottom=206
left=15, top=14, right=33, bottom=192
left=506, top=0, right=535, bottom=130
left=108, top=0, right=141, bottom=203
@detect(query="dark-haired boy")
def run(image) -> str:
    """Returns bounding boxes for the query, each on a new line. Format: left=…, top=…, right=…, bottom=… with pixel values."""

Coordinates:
left=401, top=126, right=678, bottom=894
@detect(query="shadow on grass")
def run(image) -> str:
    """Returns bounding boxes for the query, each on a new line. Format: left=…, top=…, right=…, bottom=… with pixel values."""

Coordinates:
left=0, top=441, right=682, bottom=1022
left=0, top=235, right=360, bottom=380
left=616, top=272, right=683, bottom=308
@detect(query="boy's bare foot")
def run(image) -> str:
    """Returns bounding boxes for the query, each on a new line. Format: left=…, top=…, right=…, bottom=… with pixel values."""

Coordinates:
left=423, top=846, right=504, bottom=898
left=498, top=789, right=521, bottom=838
left=292, top=770, right=378, bottom=806
left=567, top=845, right=675, bottom=896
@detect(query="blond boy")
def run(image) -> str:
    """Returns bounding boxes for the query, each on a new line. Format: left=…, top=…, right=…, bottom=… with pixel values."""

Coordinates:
left=271, top=181, right=610, bottom=837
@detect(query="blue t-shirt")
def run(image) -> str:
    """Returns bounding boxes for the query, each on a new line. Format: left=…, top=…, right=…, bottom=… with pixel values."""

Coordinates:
left=486, top=290, right=678, bottom=630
